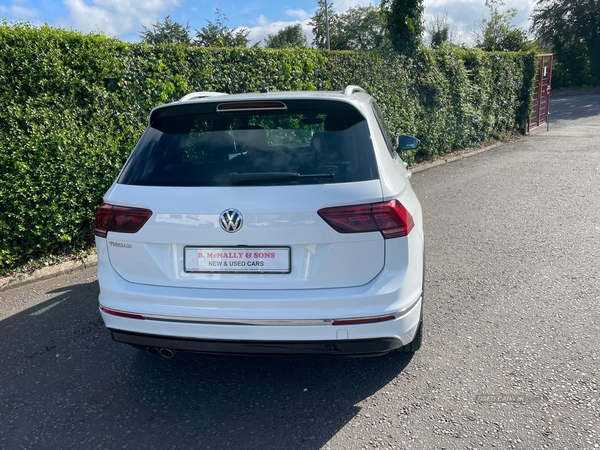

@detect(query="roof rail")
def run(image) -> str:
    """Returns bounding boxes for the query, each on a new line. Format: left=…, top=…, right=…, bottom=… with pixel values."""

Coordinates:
left=179, top=92, right=229, bottom=102
left=344, top=85, right=366, bottom=96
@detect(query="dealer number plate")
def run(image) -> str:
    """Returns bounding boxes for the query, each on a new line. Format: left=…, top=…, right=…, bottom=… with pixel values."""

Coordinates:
left=184, top=247, right=291, bottom=274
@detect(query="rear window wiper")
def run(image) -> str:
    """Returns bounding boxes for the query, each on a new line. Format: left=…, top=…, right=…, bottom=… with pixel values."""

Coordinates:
left=229, top=172, right=334, bottom=184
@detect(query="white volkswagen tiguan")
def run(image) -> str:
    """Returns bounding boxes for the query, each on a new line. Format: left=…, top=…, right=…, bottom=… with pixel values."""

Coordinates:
left=94, top=86, right=425, bottom=357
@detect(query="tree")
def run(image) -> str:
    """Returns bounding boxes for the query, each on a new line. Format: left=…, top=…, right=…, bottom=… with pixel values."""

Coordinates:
left=427, top=12, right=458, bottom=48
left=339, top=4, right=392, bottom=51
left=139, top=16, right=191, bottom=45
left=309, top=3, right=391, bottom=51
left=472, top=0, right=527, bottom=52
left=195, top=9, right=250, bottom=47
left=531, top=0, right=600, bottom=86
left=381, top=0, right=424, bottom=55
left=265, top=24, right=307, bottom=48
left=309, top=0, right=344, bottom=49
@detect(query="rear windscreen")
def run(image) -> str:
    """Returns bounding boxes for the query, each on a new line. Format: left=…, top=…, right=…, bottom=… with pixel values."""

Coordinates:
left=117, top=99, right=379, bottom=187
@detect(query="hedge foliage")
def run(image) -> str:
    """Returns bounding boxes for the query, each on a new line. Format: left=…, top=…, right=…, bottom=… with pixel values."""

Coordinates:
left=0, top=22, right=536, bottom=272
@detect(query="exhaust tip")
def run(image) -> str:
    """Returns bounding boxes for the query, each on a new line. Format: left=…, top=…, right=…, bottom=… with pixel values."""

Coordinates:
left=146, top=346, right=160, bottom=355
left=159, top=348, right=176, bottom=359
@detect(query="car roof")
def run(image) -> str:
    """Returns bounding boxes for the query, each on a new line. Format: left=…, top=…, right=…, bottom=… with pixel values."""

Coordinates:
left=177, top=85, right=370, bottom=102
left=148, top=86, right=373, bottom=125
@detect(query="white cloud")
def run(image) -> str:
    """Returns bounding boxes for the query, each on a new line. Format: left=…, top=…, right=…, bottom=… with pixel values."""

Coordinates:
left=53, top=0, right=534, bottom=47
left=333, top=0, right=373, bottom=12
left=245, top=15, right=313, bottom=47
left=285, top=8, right=310, bottom=21
left=0, top=1, right=38, bottom=19
left=246, top=0, right=373, bottom=46
left=423, top=0, right=534, bottom=45
left=61, top=0, right=180, bottom=36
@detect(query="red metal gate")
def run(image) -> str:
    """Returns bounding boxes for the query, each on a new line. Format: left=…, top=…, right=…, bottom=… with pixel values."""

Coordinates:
left=528, top=54, right=553, bottom=132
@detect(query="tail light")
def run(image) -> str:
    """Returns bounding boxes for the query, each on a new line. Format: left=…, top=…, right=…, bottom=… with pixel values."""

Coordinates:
left=217, top=101, right=287, bottom=113
left=94, top=203, right=152, bottom=238
left=318, top=199, right=414, bottom=238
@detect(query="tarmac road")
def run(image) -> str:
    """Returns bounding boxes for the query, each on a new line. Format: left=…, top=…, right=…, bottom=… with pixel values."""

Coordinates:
left=1, top=93, right=599, bottom=450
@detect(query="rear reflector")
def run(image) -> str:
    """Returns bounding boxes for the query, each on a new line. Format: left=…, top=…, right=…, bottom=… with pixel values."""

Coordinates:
left=318, top=199, right=414, bottom=238
left=100, top=307, right=145, bottom=320
left=332, top=315, right=395, bottom=326
left=94, top=203, right=152, bottom=238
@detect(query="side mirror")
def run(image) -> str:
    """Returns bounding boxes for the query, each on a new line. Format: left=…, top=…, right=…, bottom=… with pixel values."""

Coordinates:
left=396, top=135, right=420, bottom=152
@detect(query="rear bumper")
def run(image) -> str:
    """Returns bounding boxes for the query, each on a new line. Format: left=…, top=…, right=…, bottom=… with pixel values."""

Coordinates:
left=111, top=330, right=403, bottom=356
left=96, top=229, right=424, bottom=353
left=101, top=296, right=422, bottom=355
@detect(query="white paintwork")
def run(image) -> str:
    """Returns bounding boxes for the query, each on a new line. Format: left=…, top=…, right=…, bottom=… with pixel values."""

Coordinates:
left=343, top=85, right=366, bottom=96
left=97, top=86, right=425, bottom=351
left=104, top=181, right=386, bottom=289
left=97, top=231, right=423, bottom=345
left=100, top=300, right=422, bottom=347
left=179, top=92, right=229, bottom=101
left=97, top=230, right=422, bottom=320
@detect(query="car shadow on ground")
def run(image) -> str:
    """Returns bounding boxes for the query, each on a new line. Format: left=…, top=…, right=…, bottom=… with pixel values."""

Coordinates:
left=0, top=280, right=413, bottom=449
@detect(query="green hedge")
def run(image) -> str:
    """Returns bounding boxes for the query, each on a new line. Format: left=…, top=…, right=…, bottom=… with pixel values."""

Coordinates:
left=0, top=23, right=536, bottom=272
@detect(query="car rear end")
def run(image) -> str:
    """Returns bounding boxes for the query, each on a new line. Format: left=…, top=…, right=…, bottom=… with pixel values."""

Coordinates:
left=95, top=92, right=424, bottom=356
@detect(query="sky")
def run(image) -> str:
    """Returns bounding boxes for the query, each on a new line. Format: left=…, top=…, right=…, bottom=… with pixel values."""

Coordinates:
left=0, top=0, right=535, bottom=46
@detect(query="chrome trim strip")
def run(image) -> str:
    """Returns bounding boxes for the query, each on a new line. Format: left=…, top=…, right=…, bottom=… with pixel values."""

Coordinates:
left=144, top=316, right=335, bottom=326
left=100, top=295, right=422, bottom=327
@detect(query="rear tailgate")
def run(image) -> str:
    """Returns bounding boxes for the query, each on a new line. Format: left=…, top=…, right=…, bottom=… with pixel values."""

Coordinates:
left=104, top=181, right=384, bottom=290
